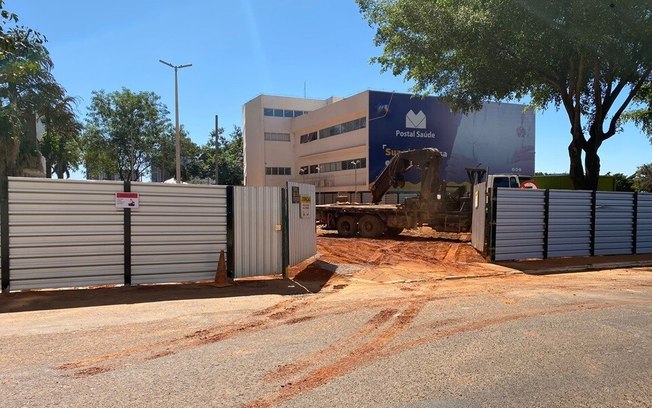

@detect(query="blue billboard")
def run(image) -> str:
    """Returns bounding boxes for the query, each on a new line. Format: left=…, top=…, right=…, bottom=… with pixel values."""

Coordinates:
left=368, top=91, right=535, bottom=186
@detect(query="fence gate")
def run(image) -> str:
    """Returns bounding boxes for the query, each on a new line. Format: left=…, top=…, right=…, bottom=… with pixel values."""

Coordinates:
left=287, top=182, right=317, bottom=266
left=231, top=186, right=284, bottom=278
left=471, top=182, right=487, bottom=254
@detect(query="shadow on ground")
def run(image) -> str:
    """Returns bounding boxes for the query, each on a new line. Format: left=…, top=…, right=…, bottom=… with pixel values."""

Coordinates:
left=290, top=260, right=336, bottom=293
left=497, top=253, right=652, bottom=275
left=0, top=278, right=314, bottom=314
left=318, top=230, right=470, bottom=243
left=1, top=259, right=344, bottom=314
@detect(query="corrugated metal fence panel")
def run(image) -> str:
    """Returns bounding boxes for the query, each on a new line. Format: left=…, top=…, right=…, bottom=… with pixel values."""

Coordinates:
left=595, top=191, right=635, bottom=256
left=130, top=183, right=227, bottom=284
left=8, top=178, right=124, bottom=290
left=287, top=182, right=316, bottom=266
left=233, top=186, right=283, bottom=278
left=494, top=188, right=545, bottom=261
left=471, top=182, right=487, bottom=253
left=637, top=193, right=652, bottom=253
left=548, top=190, right=592, bottom=257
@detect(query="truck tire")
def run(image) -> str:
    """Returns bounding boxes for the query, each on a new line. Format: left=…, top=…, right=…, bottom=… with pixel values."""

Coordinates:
left=336, top=215, right=358, bottom=237
left=358, top=215, right=385, bottom=238
left=385, top=227, right=404, bottom=236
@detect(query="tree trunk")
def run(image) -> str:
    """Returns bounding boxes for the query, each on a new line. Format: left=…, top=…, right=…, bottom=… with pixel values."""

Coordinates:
left=568, top=139, right=586, bottom=190
left=585, top=127, right=604, bottom=191
left=584, top=142, right=601, bottom=191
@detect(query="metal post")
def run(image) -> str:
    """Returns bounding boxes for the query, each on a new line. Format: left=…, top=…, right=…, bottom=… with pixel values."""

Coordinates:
left=174, top=66, right=180, bottom=184
left=1, top=174, right=9, bottom=292
left=124, top=180, right=132, bottom=286
left=214, top=114, right=219, bottom=185
left=160, top=60, right=192, bottom=184
left=352, top=160, right=359, bottom=202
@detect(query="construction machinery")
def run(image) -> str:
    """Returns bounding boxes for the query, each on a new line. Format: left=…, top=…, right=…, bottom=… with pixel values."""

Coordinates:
left=316, top=148, right=471, bottom=237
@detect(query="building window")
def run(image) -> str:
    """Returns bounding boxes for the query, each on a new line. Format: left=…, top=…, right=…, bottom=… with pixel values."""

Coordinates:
left=300, top=158, right=366, bottom=174
left=342, top=158, right=366, bottom=170
left=264, top=108, right=311, bottom=118
left=320, top=117, right=366, bottom=140
left=299, top=131, right=318, bottom=144
left=266, top=167, right=291, bottom=176
left=264, top=132, right=291, bottom=142
left=301, top=117, right=366, bottom=144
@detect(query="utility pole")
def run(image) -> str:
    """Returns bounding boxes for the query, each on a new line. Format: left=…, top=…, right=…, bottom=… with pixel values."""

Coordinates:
left=159, top=60, right=192, bottom=183
left=214, top=114, right=219, bottom=185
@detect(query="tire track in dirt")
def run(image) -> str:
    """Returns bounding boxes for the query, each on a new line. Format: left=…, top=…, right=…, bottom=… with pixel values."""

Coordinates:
left=243, top=299, right=651, bottom=408
left=444, top=243, right=460, bottom=262
left=55, top=296, right=320, bottom=378
left=243, top=299, right=427, bottom=408
left=264, top=308, right=399, bottom=382
left=380, top=300, right=652, bottom=357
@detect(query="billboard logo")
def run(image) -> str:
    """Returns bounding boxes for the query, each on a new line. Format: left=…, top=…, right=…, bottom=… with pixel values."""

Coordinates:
left=406, top=110, right=426, bottom=129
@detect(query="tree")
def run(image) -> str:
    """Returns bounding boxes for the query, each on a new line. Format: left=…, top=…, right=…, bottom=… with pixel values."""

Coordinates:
left=632, top=163, right=652, bottom=192
left=149, top=125, right=206, bottom=182
left=214, top=125, right=243, bottom=185
left=83, top=88, right=170, bottom=181
left=0, top=2, right=80, bottom=180
left=624, top=83, right=652, bottom=143
left=0, top=2, right=50, bottom=178
left=358, top=0, right=652, bottom=190
left=610, top=172, right=634, bottom=192
left=182, top=125, right=244, bottom=185
left=38, top=82, right=83, bottom=178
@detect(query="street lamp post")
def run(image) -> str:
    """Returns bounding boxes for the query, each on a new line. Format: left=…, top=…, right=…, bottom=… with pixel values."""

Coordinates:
left=351, top=160, right=360, bottom=202
left=160, top=59, right=192, bottom=184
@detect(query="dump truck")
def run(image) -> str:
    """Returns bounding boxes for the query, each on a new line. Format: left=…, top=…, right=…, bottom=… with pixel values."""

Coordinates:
left=316, top=148, right=473, bottom=238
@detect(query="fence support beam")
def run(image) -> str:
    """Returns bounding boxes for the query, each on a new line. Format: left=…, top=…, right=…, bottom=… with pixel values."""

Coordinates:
left=1, top=175, right=9, bottom=293
left=226, top=186, right=234, bottom=279
left=633, top=192, right=639, bottom=254
left=123, top=180, right=132, bottom=286
left=543, top=189, right=550, bottom=260
left=590, top=190, right=597, bottom=256
left=281, top=188, right=289, bottom=278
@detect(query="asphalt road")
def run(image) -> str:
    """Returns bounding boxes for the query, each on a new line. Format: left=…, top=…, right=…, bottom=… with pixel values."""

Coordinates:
left=1, top=267, right=650, bottom=408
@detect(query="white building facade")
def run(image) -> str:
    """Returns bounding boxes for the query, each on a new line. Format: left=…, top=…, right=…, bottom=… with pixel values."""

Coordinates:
left=243, top=90, right=535, bottom=197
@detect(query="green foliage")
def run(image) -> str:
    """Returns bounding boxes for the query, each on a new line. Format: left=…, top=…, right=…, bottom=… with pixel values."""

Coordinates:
left=624, top=83, right=652, bottom=143
left=149, top=124, right=202, bottom=182
left=83, top=88, right=170, bottom=181
left=611, top=172, right=634, bottom=192
left=632, top=163, right=652, bottom=192
left=358, top=0, right=652, bottom=189
left=0, top=1, right=80, bottom=179
left=185, top=125, right=244, bottom=185
left=217, top=125, right=244, bottom=185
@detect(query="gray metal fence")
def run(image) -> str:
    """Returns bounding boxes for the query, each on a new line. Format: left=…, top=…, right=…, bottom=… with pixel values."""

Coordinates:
left=1, top=177, right=317, bottom=292
left=491, top=188, right=652, bottom=261
left=287, top=182, right=317, bottom=266
left=232, top=186, right=283, bottom=278
left=6, top=178, right=125, bottom=290
left=130, top=182, right=227, bottom=285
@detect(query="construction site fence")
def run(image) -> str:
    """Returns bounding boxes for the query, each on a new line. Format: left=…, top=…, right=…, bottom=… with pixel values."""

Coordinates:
left=0, top=177, right=316, bottom=293
left=489, top=188, right=652, bottom=261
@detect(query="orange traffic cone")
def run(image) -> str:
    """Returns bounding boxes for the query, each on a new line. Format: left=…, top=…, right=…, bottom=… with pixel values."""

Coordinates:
left=212, top=250, right=231, bottom=287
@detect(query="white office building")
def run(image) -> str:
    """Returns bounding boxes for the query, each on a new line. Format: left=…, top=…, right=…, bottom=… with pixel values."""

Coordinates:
left=243, top=90, right=535, bottom=200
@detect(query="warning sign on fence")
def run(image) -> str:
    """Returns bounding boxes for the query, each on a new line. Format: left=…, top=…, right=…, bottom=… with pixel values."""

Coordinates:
left=300, top=195, right=311, bottom=218
left=115, top=192, right=140, bottom=209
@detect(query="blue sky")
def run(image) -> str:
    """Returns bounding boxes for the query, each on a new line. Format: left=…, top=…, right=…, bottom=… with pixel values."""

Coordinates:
left=11, top=0, right=651, bottom=177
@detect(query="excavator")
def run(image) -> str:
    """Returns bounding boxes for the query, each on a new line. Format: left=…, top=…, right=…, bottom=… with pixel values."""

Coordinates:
left=316, top=148, right=471, bottom=237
